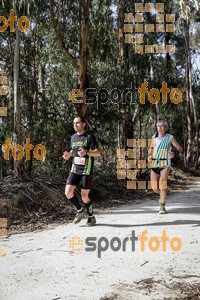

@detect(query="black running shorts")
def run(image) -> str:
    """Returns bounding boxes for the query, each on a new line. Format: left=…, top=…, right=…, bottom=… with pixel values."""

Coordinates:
left=151, top=167, right=165, bottom=175
left=66, top=172, right=92, bottom=189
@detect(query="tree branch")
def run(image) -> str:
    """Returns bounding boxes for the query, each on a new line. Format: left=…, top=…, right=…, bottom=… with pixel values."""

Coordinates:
left=49, top=0, right=80, bottom=71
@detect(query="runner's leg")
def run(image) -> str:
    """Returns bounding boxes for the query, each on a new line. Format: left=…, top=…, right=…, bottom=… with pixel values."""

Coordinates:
left=158, top=166, right=170, bottom=214
left=81, top=189, right=90, bottom=203
left=81, top=175, right=96, bottom=226
left=65, top=173, right=86, bottom=223
left=65, top=184, right=81, bottom=209
left=81, top=189, right=93, bottom=215
left=150, top=169, right=160, bottom=193
left=159, top=166, right=170, bottom=204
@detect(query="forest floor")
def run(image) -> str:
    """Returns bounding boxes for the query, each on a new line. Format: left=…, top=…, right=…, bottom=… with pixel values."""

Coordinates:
left=0, top=165, right=199, bottom=234
left=0, top=168, right=200, bottom=299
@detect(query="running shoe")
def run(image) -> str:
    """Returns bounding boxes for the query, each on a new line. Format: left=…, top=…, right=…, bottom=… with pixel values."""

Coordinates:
left=86, top=216, right=96, bottom=227
left=73, top=209, right=86, bottom=224
left=159, top=203, right=166, bottom=214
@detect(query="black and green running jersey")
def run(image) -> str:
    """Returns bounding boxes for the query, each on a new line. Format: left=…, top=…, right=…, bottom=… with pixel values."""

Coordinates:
left=68, top=132, right=98, bottom=175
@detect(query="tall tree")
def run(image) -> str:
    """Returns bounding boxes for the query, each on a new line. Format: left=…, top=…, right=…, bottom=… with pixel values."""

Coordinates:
left=50, top=0, right=90, bottom=117
left=180, top=0, right=199, bottom=168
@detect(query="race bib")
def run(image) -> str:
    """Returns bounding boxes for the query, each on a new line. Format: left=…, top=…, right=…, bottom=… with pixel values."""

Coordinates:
left=74, top=157, right=86, bottom=165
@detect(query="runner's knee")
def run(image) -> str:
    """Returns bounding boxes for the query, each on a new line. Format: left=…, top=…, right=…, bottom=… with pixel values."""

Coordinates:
left=65, top=191, right=74, bottom=199
left=150, top=179, right=159, bottom=193
left=65, top=187, right=75, bottom=199
left=81, top=190, right=89, bottom=201
left=152, top=188, right=160, bottom=193
left=159, top=180, right=167, bottom=190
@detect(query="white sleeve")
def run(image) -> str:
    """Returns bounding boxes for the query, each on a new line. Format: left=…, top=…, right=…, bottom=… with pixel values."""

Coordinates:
left=169, top=134, right=174, bottom=144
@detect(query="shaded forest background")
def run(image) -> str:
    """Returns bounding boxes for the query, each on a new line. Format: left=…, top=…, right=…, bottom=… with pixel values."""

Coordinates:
left=0, top=0, right=199, bottom=229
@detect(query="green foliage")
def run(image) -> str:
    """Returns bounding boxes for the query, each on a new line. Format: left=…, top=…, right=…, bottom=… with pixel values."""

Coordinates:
left=11, top=193, right=25, bottom=207
left=0, top=0, right=199, bottom=175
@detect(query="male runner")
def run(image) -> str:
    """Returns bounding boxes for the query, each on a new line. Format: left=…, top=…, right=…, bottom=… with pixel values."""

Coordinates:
left=63, top=116, right=101, bottom=226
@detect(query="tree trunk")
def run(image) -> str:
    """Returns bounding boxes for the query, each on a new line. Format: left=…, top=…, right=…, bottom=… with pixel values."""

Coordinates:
left=164, top=0, right=171, bottom=70
left=181, top=10, right=199, bottom=168
left=13, top=23, right=21, bottom=174
left=49, top=0, right=90, bottom=118
left=79, top=0, right=90, bottom=117
left=117, top=0, right=127, bottom=149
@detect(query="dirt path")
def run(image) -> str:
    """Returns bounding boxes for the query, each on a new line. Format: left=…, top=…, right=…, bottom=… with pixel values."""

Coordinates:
left=0, top=182, right=200, bottom=300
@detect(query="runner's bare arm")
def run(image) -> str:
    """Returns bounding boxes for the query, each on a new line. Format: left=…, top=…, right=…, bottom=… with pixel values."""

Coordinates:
left=87, top=149, right=101, bottom=157
left=148, top=137, right=155, bottom=161
left=171, top=137, right=183, bottom=154
left=78, top=148, right=101, bottom=157
left=62, top=150, right=73, bottom=160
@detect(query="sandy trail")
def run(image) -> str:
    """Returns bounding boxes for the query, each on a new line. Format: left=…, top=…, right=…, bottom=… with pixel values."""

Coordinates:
left=0, top=183, right=200, bottom=300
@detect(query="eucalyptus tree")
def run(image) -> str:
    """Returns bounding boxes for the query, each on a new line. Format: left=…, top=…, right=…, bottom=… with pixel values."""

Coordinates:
left=179, top=0, right=199, bottom=168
